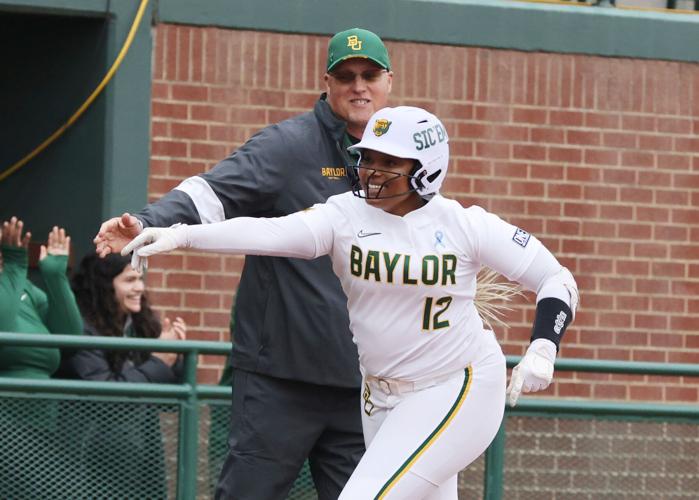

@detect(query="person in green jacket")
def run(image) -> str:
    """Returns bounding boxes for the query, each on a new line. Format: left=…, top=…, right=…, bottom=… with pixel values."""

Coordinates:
left=0, top=216, right=82, bottom=372
left=0, top=216, right=83, bottom=498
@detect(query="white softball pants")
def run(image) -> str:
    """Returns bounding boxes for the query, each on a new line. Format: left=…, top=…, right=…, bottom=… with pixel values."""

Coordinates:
left=339, top=331, right=506, bottom=500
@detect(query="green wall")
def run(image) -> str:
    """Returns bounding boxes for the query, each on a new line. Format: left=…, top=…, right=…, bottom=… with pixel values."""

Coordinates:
left=0, top=0, right=151, bottom=262
left=156, top=0, right=699, bottom=63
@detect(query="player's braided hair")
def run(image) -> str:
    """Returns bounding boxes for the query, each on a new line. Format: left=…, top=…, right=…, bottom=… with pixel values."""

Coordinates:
left=474, top=267, right=524, bottom=330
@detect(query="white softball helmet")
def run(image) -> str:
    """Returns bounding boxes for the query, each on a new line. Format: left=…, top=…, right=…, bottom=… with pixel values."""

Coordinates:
left=348, top=106, right=449, bottom=199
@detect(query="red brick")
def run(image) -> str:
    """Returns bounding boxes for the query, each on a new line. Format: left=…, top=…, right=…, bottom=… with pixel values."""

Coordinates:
left=618, top=223, right=651, bottom=240
left=171, top=122, right=208, bottom=140
left=510, top=181, right=544, bottom=197
left=531, top=163, right=565, bottom=179
left=654, top=225, right=688, bottom=241
left=615, top=330, right=648, bottom=345
left=656, top=190, right=689, bottom=206
left=570, top=166, right=606, bottom=186
left=616, top=296, right=649, bottom=311
left=563, top=202, right=598, bottom=219
left=549, top=110, right=583, bottom=127
left=582, top=185, right=617, bottom=202
left=620, top=187, right=653, bottom=203
left=549, top=147, right=583, bottom=164
left=636, top=279, right=670, bottom=295
left=634, top=243, right=668, bottom=259
left=657, top=154, right=690, bottom=170
left=651, top=297, right=685, bottom=313
left=166, top=272, right=203, bottom=289
left=545, top=219, right=580, bottom=236
left=171, top=83, right=208, bottom=102
left=580, top=258, right=612, bottom=274
left=593, top=384, right=627, bottom=399
left=639, top=135, right=673, bottom=151
left=531, top=128, right=564, bottom=143
left=674, top=137, right=699, bottom=153
left=581, top=221, right=616, bottom=238
left=513, top=108, right=547, bottom=124
left=629, top=385, right=663, bottom=401
left=602, top=132, right=637, bottom=149
left=203, top=312, right=232, bottom=329
left=633, top=314, right=668, bottom=332
left=184, top=292, right=221, bottom=309
left=621, top=115, right=655, bottom=132
left=649, top=333, right=683, bottom=347
left=152, top=101, right=188, bottom=119
left=621, top=151, right=655, bottom=168
left=671, top=245, right=699, bottom=260
left=670, top=316, right=699, bottom=331
left=475, top=142, right=509, bottom=159
left=636, top=206, right=669, bottom=223
left=567, top=130, right=600, bottom=146
left=631, top=349, right=666, bottom=363
left=615, top=260, right=649, bottom=275
left=599, top=277, right=633, bottom=293
left=665, top=386, right=698, bottom=402
left=600, top=313, right=632, bottom=328
left=152, top=140, right=187, bottom=157
left=584, top=149, right=619, bottom=166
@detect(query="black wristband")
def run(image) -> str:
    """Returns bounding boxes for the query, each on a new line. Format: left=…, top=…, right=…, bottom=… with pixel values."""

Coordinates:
left=530, top=297, right=572, bottom=351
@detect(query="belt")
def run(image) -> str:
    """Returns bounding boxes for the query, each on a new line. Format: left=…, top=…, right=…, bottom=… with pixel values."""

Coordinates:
left=364, top=370, right=464, bottom=396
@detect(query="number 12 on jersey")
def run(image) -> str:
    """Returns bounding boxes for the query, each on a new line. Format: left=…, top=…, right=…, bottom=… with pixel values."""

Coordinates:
left=422, top=296, right=453, bottom=331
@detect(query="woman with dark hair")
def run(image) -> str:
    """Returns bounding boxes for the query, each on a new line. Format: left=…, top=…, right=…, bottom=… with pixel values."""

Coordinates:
left=62, top=252, right=185, bottom=381
left=58, top=252, right=186, bottom=498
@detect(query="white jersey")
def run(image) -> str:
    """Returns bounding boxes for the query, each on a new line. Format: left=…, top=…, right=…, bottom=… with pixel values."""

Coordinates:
left=178, top=191, right=561, bottom=382
left=296, top=192, right=542, bottom=381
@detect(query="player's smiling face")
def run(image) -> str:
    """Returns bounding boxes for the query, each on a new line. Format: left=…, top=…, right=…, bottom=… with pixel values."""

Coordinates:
left=325, top=59, right=393, bottom=139
left=358, top=149, right=424, bottom=216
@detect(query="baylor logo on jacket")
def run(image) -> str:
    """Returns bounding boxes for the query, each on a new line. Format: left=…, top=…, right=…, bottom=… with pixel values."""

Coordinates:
left=350, top=245, right=457, bottom=285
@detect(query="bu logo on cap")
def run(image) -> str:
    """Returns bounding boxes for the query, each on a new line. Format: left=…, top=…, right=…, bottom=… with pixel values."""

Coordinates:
left=373, top=119, right=391, bottom=137
left=347, top=35, right=362, bottom=50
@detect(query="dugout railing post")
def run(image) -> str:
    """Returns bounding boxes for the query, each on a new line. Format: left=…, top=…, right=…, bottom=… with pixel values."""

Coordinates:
left=177, top=349, right=200, bottom=500
left=483, top=420, right=506, bottom=500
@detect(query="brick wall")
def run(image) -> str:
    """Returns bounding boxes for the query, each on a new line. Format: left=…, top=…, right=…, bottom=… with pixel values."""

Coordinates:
left=148, top=25, right=699, bottom=398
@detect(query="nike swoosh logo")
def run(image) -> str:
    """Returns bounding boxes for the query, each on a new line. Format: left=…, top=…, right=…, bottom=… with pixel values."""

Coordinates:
left=358, top=230, right=382, bottom=238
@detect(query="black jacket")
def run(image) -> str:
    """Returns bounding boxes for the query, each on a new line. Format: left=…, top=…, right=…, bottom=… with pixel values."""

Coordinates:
left=137, top=95, right=360, bottom=388
left=58, top=320, right=183, bottom=383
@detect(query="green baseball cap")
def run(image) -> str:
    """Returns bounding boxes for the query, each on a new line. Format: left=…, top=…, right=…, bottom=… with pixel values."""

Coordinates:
left=326, top=28, right=391, bottom=72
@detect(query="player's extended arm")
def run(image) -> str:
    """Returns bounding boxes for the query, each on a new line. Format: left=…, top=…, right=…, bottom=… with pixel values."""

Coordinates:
left=507, top=250, right=579, bottom=407
left=122, top=212, right=323, bottom=271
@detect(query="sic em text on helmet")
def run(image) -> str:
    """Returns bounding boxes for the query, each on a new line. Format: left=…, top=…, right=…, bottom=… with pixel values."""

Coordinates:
left=347, top=106, right=449, bottom=200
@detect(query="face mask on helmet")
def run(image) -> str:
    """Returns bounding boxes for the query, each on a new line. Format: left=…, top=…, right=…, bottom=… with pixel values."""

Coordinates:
left=347, top=106, right=449, bottom=200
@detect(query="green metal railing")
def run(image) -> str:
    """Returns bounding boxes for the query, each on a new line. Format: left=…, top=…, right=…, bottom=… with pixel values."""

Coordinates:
left=1, top=332, right=698, bottom=499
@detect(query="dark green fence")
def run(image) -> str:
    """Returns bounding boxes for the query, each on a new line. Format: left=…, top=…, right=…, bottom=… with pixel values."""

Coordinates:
left=1, top=332, right=697, bottom=499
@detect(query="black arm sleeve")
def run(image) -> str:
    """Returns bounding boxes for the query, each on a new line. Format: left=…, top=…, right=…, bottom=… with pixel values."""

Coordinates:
left=529, top=297, right=573, bottom=351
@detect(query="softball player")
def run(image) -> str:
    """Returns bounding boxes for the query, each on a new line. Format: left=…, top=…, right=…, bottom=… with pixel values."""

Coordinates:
left=123, top=106, right=578, bottom=499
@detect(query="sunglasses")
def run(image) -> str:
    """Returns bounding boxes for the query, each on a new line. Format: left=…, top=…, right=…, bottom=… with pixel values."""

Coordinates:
left=329, top=69, right=388, bottom=84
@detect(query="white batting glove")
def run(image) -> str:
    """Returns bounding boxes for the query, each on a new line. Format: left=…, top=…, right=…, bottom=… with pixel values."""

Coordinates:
left=506, top=338, right=556, bottom=407
left=121, top=224, right=188, bottom=272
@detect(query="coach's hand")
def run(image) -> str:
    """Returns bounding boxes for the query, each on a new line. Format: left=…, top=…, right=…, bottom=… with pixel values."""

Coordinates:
left=94, top=213, right=143, bottom=257
left=506, top=338, right=556, bottom=407
left=121, top=224, right=188, bottom=271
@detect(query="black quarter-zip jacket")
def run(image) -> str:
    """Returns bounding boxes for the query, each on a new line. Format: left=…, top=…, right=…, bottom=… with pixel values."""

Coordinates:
left=137, top=95, right=361, bottom=388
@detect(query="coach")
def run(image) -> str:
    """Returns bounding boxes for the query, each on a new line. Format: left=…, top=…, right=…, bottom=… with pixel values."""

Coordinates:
left=95, top=28, right=393, bottom=499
